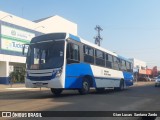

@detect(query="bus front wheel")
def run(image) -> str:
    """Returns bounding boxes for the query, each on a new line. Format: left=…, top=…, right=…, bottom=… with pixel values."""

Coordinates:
left=78, top=78, right=90, bottom=95
left=51, top=88, right=63, bottom=96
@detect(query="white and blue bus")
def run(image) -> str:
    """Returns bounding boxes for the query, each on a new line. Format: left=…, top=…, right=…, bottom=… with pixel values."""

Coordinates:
left=23, top=33, right=133, bottom=95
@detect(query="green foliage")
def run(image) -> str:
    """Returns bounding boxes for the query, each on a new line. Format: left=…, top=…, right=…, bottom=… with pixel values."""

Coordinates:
left=9, top=68, right=26, bottom=83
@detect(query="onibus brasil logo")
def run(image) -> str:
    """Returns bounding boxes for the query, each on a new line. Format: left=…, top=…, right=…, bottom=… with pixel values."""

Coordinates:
left=2, top=112, right=42, bottom=118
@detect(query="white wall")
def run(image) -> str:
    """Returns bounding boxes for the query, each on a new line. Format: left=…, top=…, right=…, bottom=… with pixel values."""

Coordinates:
left=0, top=54, right=26, bottom=63
left=0, top=61, right=9, bottom=77
left=0, top=11, right=77, bottom=35
left=0, top=11, right=78, bottom=83
left=0, top=10, right=77, bottom=63
left=129, top=58, right=146, bottom=70
left=0, top=11, right=36, bottom=30
left=35, top=15, right=77, bottom=35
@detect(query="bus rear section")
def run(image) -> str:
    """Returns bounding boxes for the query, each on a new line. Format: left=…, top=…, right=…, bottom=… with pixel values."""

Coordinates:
left=65, top=62, right=133, bottom=94
left=64, top=40, right=133, bottom=94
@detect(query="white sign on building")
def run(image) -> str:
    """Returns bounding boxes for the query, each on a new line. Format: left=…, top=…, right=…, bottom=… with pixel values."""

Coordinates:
left=1, top=25, right=35, bottom=53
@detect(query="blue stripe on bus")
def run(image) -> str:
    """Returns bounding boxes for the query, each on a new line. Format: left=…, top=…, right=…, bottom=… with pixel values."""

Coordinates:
left=65, top=63, right=95, bottom=88
left=69, top=34, right=81, bottom=42
left=65, top=63, right=134, bottom=88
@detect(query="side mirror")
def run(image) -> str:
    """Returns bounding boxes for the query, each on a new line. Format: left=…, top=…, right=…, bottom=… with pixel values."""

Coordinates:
left=22, top=44, right=29, bottom=55
left=22, top=45, right=25, bottom=55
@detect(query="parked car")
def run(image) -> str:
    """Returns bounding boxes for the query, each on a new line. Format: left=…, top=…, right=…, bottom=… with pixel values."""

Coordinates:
left=145, top=77, right=152, bottom=81
left=155, top=76, right=160, bottom=87
left=138, top=76, right=151, bottom=81
left=152, top=77, right=157, bottom=81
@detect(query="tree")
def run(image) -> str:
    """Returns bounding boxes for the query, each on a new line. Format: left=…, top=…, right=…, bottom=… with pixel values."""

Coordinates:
left=9, top=67, right=26, bottom=83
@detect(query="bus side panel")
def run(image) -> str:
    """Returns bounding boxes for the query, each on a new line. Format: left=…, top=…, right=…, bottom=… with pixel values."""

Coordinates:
left=65, top=63, right=95, bottom=89
left=123, top=71, right=134, bottom=86
left=90, top=65, right=123, bottom=88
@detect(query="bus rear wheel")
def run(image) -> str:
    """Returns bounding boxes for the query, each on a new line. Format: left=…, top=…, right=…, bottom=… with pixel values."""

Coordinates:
left=78, top=78, right=90, bottom=95
left=120, top=80, right=125, bottom=90
left=115, top=80, right=124, bottom=91
left=51, top=88, right=63, bottom=96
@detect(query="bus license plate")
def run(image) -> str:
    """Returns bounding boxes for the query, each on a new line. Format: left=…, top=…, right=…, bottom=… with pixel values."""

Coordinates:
left=35, top=82, right=43, bottom=87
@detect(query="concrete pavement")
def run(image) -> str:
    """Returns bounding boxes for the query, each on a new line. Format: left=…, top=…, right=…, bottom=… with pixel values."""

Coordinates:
left=0, top=83, right=50, bottom=92
left=0, top=81, right=159, bottom=120
left=0, top=81, right=155, bottom=91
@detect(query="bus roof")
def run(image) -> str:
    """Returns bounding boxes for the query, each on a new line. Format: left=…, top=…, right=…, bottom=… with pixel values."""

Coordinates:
left=67, top=33, right=117, bottom=56
left=67, top=33, right=131, bottom=63
left=30, top=33, right=131, bottom=63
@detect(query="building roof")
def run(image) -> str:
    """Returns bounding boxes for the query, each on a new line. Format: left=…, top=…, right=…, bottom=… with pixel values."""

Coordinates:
left=33, top=16, right=53, bottom=23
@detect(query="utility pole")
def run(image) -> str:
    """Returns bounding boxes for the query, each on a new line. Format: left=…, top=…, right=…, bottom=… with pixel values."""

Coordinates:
left=94, top=25, right=103, bottom=46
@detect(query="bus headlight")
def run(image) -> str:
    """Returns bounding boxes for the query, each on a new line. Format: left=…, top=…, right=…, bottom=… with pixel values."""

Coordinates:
left=56, top=69, right=62, bottom=77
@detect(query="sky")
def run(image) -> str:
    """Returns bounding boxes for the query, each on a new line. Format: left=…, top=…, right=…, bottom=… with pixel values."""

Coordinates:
left=0, top=0, right=160, bottom=69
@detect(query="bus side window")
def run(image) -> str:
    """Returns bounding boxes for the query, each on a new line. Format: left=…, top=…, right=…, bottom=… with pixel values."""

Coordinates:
left=83, top=45, right=94, bottom=64
left=67, top=43, right=80, bottom=64
left=130, top=62, right=133, bottom=72
left=118, top=58, right=121, bottom=70
left=126, top=61, right=131, bottom=72
left=128, top=62, right=133, bottom=72
left=95, top=50, right=105, bottom=66
left=106, top=54, right=113, bottom=69
left=121, top=60, right=127, bottom=71
left=66, top=43, right=70, bottom=59
left=113, top=56, right=120, bottom=70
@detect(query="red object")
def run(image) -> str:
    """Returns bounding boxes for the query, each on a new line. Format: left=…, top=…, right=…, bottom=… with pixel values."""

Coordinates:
left=152, top=66, right=158, bottom=77
left=146, top=69, right=152, bottom=75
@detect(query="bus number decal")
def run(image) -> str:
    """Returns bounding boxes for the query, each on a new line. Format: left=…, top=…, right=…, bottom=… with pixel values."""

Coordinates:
left=104, top=70, right=111, bottom=76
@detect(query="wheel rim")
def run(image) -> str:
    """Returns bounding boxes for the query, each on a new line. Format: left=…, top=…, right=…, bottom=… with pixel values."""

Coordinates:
left=121, top=82, right=124, bottom=90
left=83, top=81, right=89, bottom=92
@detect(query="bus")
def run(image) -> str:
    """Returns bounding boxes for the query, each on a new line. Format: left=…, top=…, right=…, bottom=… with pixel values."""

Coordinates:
left=23, top=33, right=133, bottom=96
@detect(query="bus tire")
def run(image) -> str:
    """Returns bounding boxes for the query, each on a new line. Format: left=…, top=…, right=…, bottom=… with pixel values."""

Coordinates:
left=78, top=77, right=90, bottom=95
left=96, top=88, right=105, bottom=93
left=115, top=79, right=124, bottom=91
left=51, top=88, right=63, bottom=96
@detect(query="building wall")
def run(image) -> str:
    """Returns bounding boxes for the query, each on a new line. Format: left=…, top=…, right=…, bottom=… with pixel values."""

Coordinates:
left=0, top=61, right=8, bottom=76
left=129, top=58, right=146, bottom=70
left=146, top=69, right=152, bottom=75
left=0, top=11, right=77, bottom=35
left=36, top=15, right=77, bottom=35
left=0, top=54, right=26, bottom=63
left=0, top=11, right=36, bottom=30
left=0, top=10, right=78, bottom=84
left=0, top=61, right=9, bottom=84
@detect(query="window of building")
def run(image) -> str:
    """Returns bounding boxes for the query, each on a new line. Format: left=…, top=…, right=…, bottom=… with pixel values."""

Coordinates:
left=141, top=66, right=146, bottom=70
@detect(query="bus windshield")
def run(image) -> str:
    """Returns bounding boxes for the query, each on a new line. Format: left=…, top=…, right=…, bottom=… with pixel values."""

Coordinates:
left=27, top=40, right=64, bottom=70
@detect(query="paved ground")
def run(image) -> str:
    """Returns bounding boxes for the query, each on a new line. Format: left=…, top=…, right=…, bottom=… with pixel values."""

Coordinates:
left=0, top=82, right=160, bottom=120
